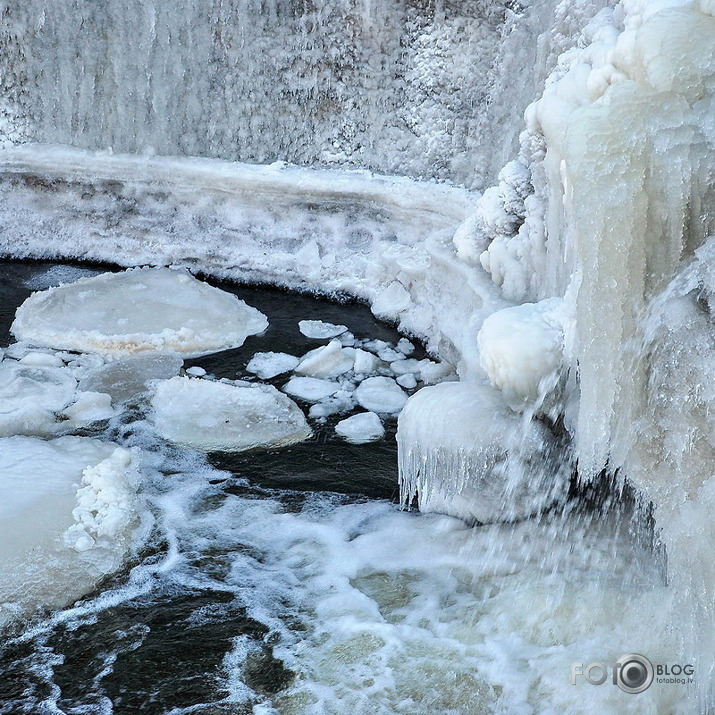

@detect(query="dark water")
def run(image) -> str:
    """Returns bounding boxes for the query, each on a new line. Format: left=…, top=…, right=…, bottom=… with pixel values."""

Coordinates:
left=0, top=259, right=424, bottom=714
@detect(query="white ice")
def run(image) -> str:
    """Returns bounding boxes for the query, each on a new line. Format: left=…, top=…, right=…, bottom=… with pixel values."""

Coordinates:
left=151, top=376, right=312, bottom=452
left=0, top=435, right=139, bottom=626
left=354, top=376, right=407, bottom=414
left=298, top=320, right=348, bottom=339
left=283, top=376, right=343, bottom=403
left=335, top=412, right=385, bottom=443
left=295, top=340, right=355, bottom=379
left=12, top=267, right=269, bottom=357
left=246, top=351, right=300, bottom=380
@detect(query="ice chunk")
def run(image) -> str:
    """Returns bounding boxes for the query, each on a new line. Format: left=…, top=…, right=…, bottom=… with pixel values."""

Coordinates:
left=298, top=320, right=348, bottom=339
left=371, top=281, right=412, bottom=319
left=335, top=412, right=385, bottom=443
left=396, top=373, right=418, bottom=390
left=0, top=435, right=139, bottom=626
left=283, top=376, right=342, bottom=403
left=79, top=352, right=184, bottom=402
left=354, top=376, right=407, bottom=414
left=477, top=298, right=565, bottom=412
left=185, top=366, right=206, bottom=377
left=295, top=340, right=354, bottom=378
left=18, top=351, right=65, bottom=368
left=308, top=391, right=356, bottom=420
left=151, top=376, right=311, bottom=452
left=246, top=351, right=300, bottom=380
left=0, top=362, right=78, bottom=436
left=61, top=391, right=116, bottom=424
left=398, top=383, right=568, bottom=524
left=390, top=358, right=421, bottom=376
left=396, top=338, right=415, bottom=355
left=353, top=348, right=379, bottom=375
left=12, top=267, right=269, bottom=357
left=417, top=359, right=455, bottom=385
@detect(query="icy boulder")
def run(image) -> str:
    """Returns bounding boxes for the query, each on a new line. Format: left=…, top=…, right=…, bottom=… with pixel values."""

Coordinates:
left=151, top=376, right=311, bottom=452
left=397, top=382, right=568, bottom=524
left=12, top=267, right=268, bottom=357
left=0, top=436, right=139, bottom=626
left=477, top=298, right=566, bottom=412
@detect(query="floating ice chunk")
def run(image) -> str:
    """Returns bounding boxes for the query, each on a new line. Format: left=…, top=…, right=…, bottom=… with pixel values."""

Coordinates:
left=371, top=281, right=412, bottom=319
left=18, top=351, right=65, bottom=368
left=185, top=366, right=206, bottom=377
left=151, top=376, right=311, bottom=452
left=354, top=376, right=407, bottom=414
left=283, top=376, right=342, bottom=403
left=477, top=298, right=566, bottom=412
left=377, top=347, right=403, bottom=363
left=335, top=412, right=385, bottom=444
left=298, top=320, right=348, bottom=339
left=12, top=267, right=269, bottom=357
left=79, top=352, right=184, bottom=402
left=0, top=362, right=78, bottom=436
left=396, top=373, right=418, bottom=390
left=398, top=382, right=567, bottom=524
left=390, top=358, right=421, bottom=376
left=295, top=340, right=355, bottom=378
left=0, top=435, right=139, bottom=626
left=417, top=359, right=455, bottom=385
left=353, top=348, right=379, bottom=375
left=308, top=391, right=356, bottom=420
left=246, top=351, right=300, bottom=380
left=61, top=391, right=116, bottom=424
left=396, top=338, right=415, bottom=355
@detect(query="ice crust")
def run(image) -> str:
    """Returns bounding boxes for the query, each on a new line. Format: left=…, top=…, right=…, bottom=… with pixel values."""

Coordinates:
left=151, top=376, right=312, bottom=452
left=0, top=435, right=139, bottom=625
left=12, top=267, right=268, bottom=357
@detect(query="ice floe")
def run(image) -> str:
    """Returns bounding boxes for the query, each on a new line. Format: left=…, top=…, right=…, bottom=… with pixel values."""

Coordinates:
left=335, top=412, right=385, bottom=443
left=298, top=319, right=347, bottom=339
left=12, top=267, right=268, bottom=357
left=151, top=376, right=311, bottom=451
left=354, top=376, right=407, bottom=414
left=245, top=351, right=300, bottom=380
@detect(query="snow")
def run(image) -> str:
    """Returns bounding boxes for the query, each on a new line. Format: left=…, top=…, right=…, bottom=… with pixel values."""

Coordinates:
left=151, top=376, right=311, bottom=452
left=283, top=376, right=343, bottom=403
left=246, top=351, right=300, bottom=380
left=295, top=340, right=355, bottom=379
left=0, top=435, right=139, bottom=625
left=335, top=412, right=385, bottom=443
left=12, top=267, right=269, bottom=357
left=354, top=376, right=407, bottom=414
left=398, top=382, right=568, bottom=524
left=298, top=320, right=348, bottom=339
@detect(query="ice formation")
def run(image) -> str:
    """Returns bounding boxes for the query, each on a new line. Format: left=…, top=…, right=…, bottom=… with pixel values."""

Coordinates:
left=151, top=376, right=311, bottom=452
left=282, top=376, right=343, bottom=403
left=0, top=435, right=139, bottom=625
left=245, top=352, right=300, bottom=380
left=294, top=340, right=355, bottom=379
left=12, top=267, right=268, bottom=357
left=398, top=382, right=567, bottom=524
left=298, top=320, right=347, bottom=340
left=334, top=412, right=385, bottom=444
left=354, top=376, right=407, bottom=415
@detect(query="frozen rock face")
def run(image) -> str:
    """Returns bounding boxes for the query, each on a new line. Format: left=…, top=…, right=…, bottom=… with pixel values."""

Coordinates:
left=397, top=382, right=568, bottom=524
left=0, top=435, right=139, bottom=626
left=151, top=376, right=311, bottom=452
left=12, top=267, right=268, bottom=357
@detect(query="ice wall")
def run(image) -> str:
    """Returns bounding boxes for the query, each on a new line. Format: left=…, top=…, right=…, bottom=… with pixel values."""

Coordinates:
left=0, top=0, right=615, bottom=187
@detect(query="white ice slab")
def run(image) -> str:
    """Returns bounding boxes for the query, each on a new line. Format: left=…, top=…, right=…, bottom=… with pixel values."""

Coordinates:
left=298, top=320, right=348, bottom=339
left=246, top=351, right=300, bottom=380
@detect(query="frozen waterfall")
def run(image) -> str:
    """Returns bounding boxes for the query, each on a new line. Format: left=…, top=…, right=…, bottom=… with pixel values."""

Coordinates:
left=1, top=0, right=715, bottom=711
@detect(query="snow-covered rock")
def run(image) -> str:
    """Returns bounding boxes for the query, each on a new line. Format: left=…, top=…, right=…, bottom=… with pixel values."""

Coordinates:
left=151, top=376, right=311, bottom=452
left=354, top=376, right=407, bottom=414
left=298, top=319, right=347, bottom=339
left=335, top=412, right=385, bottom=443
left=12, top=267, right=268, bottom=357
left=246, top=351, right=300, bottom=379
